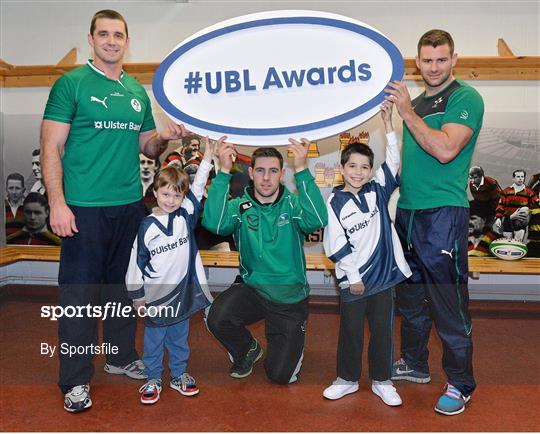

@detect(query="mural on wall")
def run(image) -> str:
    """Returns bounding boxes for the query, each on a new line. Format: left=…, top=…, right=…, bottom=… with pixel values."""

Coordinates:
left=6, top=191, right=60, bottom=246
left=29, top=149, right=45, bottom=195
left=467, top=165, right=502, bottom=253
left=4, top=143, right=60, bottom=246
left=5, top=172, right=26, bottom=240
left=2, top=111, right=539, bottom=256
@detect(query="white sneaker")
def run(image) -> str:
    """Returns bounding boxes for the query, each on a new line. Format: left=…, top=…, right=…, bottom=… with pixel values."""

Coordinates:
left=372, top=380, right=402, bottom=406
left=64, top=384, right=92, bottom=413
left=323, top=378, right=359, bottom=400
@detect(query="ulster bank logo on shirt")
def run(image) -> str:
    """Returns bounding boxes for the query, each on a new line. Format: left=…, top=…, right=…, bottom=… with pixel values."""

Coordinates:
left=94, top=121, right=141, bottom=131
left=150, top=236, right=189, bottom=257
left=347, top=208, right=379, bottom=234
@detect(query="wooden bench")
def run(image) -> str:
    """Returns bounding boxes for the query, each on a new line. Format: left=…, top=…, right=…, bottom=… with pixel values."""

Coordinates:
left=1, top=245, right=539, bottom=275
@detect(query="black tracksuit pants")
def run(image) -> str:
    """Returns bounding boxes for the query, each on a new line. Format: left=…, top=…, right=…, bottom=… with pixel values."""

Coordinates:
left=337, top=288, right=394, bottom=382
left=207, top=281, right=308, bottom=384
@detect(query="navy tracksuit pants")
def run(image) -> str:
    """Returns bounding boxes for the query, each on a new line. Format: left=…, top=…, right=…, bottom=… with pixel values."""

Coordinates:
left=395, top=206, right=476, bottom=396
left=57, top=201, right=145, bottom=393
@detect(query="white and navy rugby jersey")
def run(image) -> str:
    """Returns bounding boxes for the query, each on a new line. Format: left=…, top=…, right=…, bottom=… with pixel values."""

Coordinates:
left=323, top=132, right=412, bottom=301
left=126, top=160, right=213, bottom=326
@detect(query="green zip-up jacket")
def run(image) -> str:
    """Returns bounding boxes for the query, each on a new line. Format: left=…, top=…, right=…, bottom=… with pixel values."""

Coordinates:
left=202, top=169, right=327, bottom=304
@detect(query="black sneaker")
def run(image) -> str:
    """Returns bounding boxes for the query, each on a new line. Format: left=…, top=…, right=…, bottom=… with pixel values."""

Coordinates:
left=391, top=358, right=431, bottom=383
left=230, top=339, right=263, bottom=378
left=64, top=384, right=92, bottom=413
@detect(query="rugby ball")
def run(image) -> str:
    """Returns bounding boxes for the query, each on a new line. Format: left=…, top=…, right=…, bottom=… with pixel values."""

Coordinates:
left=489, top=238, right=528, bottom=260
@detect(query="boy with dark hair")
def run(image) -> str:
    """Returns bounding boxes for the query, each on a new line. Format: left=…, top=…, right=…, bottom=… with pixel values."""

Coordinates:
left=203, top=138, right=327, bottom=384
left=322, top=102, right=410, bottom=405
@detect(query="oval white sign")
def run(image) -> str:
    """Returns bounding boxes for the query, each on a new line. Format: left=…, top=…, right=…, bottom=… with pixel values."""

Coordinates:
left=153, top=10, right=404, bottom=145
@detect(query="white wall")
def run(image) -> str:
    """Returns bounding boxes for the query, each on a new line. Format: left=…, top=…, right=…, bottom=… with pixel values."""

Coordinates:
left=2, top=1, right=539, bottom=65
left=2, top=1, right=539, bottom=182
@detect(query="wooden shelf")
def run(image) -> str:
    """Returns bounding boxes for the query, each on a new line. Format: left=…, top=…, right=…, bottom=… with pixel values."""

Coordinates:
left=1, top=246, right=539, bottom=275
left=1, top=56, right=538, bottom=87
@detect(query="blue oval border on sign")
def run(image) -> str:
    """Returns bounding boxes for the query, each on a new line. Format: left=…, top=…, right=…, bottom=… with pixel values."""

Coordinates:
left=153, top=16, right=404, bottom=135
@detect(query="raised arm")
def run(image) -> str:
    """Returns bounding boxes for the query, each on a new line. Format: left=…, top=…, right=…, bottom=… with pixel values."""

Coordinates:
left=373, top=102, right=401, bottom=199
left=378, top=100, right=401, bottom=177
left=288, top=138, right=328, bottom=233
left=40, top=119, right=77, bottom=237
left=201, top=139, right=239, bottom=236
left=188, top=136, right=218, bottom=202
left=385, top=80, right=473, bottom=164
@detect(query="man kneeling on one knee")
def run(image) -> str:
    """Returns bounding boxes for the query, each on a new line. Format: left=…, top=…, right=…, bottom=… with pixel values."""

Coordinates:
left=202, top=138, right=327, bottom=384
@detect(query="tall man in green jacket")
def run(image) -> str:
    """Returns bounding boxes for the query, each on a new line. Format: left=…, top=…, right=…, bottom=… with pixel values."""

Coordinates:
left=203, top=139, right=327, bottom=384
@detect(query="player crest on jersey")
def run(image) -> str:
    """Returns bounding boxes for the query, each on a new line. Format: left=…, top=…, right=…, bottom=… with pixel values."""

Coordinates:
left=277, top=213, right=290, bottom=227
left=131, top=98, right=142, bottom=112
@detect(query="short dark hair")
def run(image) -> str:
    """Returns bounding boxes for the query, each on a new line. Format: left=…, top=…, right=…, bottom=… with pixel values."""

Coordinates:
left=90, top=9, right=128, bottom=37
left=513, top=169, right=526, bottom=178
left=251, top=147, right=283, bottom=169
left=32, top=149, right=40, bottom=157
left=417, top=29, right=454, bottom=56
left=341, top=142, right=374, bottom=168
left=23, top=192, right=48, bottom=211
left=6, top=172, right=25, bottom=187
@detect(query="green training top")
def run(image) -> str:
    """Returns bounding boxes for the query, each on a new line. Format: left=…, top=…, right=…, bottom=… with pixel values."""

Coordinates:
left=202, top=169, right=328, bottom=304
left=398, top=80, right=484, bottom=210
left=43, top=60, right=156, bottom=207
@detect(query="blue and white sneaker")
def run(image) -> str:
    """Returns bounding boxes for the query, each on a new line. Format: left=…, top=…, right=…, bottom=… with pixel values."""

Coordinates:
left=391, top=358, right=431, bottom=383
left=435, top=383, right=471, bottom=415
left=64, top=384, right=92, bottom=413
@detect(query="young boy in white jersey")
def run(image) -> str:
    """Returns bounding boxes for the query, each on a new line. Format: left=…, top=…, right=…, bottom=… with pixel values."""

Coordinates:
left=322, top=102, right=411, bottom=405
left=126, top=138, right=217, bottom=404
